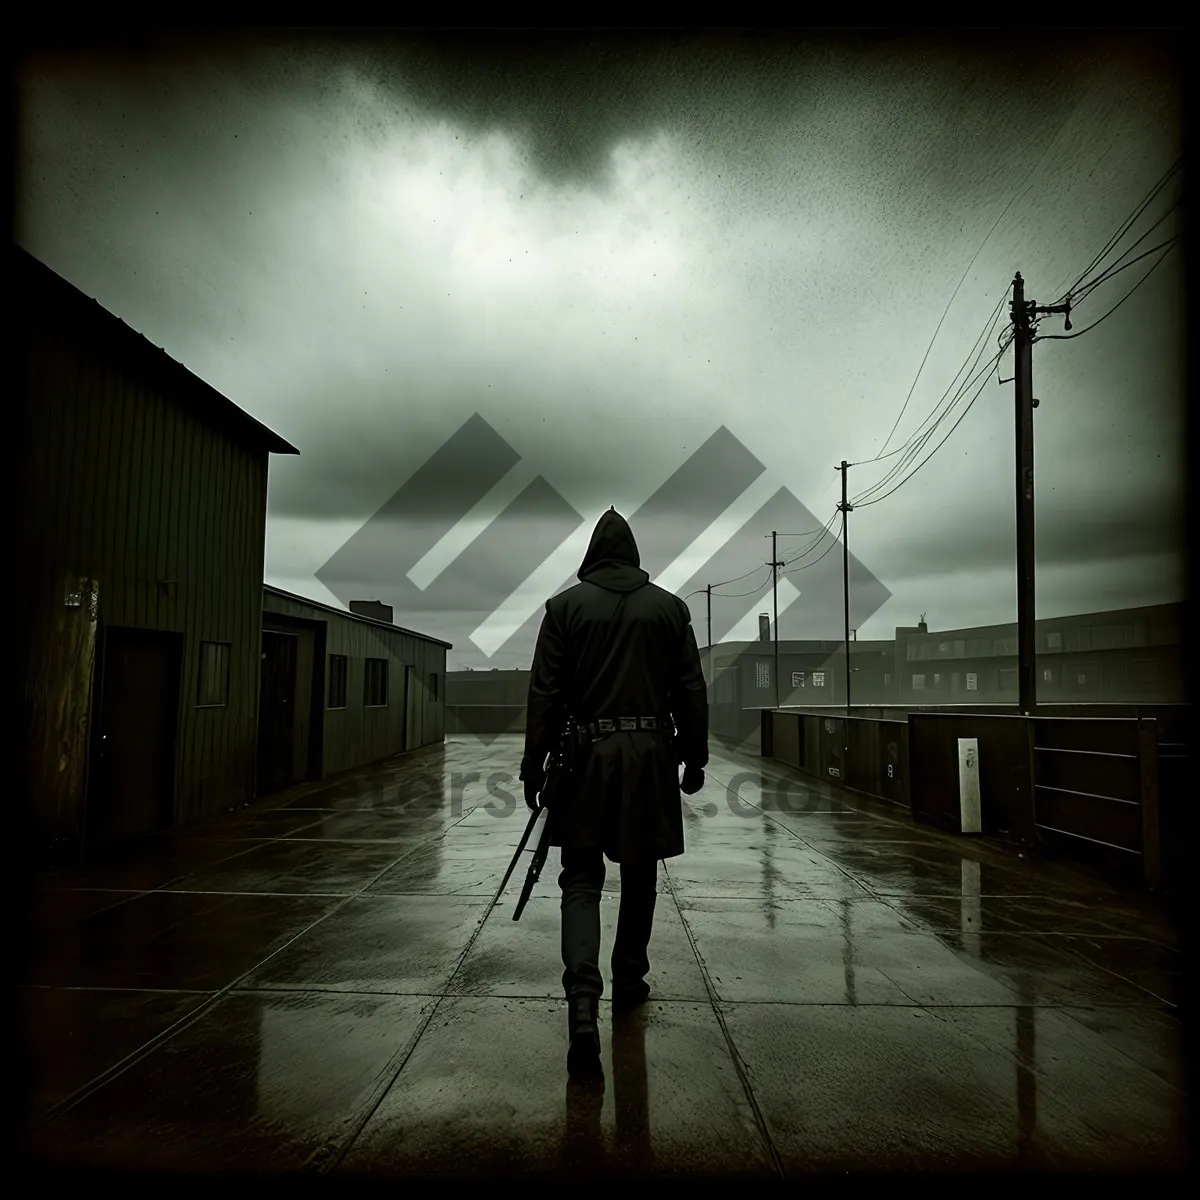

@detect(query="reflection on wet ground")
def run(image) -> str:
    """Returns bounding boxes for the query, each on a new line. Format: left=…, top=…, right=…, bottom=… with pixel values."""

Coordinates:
left=22, top=736, right=1188, bottom=1175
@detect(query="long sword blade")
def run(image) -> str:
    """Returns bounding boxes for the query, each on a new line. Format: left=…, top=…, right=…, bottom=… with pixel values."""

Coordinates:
left=496, top=805, right=541, bottom=895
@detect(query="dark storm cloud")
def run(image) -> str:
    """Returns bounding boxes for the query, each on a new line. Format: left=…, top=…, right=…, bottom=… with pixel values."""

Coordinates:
left=16, top=28, right=1184, bottom=664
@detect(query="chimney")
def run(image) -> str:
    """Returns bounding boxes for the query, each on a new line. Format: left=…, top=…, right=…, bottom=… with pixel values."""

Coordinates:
left=759, top=613, right=771, bottom=643
left=349, top=600, right=394, bottom=624
left=917, top=617, right=928, bottom=634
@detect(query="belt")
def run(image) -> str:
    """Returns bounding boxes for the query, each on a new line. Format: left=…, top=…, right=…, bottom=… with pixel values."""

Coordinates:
left=581, top=716, right=672, bottom=739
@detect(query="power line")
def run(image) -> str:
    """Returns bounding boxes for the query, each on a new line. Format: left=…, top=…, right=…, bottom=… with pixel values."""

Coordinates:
left=857, top=297, right=1009, bottom=490
left=858, top=291, right=1008, bottom=468
left=1070, top=235, right=1180, bottom=306
left=1055, top=155, right=1182, bottom=303
left=854, top=331, right=1012, bottom=508
left=853, top=319, right=1011, bottom=506
left=781, top=533, right=840, bottom=577
left=871, top=79, right=1094, bottom=462
left=1070, top=200, right=1181, bottom=302
left=780, top=510, right=840, bottom=566
left=1037, top=241, right=1178, bottom=342
left=710, top=565, right=775, bottom=599
left=855, top=347, right=1005, bottom=509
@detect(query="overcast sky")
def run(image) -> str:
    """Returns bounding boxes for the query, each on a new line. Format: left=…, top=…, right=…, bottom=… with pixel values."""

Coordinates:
left=16, top=30, right=1185, bottom=669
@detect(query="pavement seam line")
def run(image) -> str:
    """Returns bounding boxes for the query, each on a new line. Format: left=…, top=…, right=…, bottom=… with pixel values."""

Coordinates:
left=662, top=859, right=789, bottom=1179
left=28, top=824, right=450, bottom=1132
left=321, top=802, right=533, bottom=1173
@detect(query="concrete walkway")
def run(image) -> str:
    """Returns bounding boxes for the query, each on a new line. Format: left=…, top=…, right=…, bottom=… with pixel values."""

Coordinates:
left=22, top=735, right=1187, bottom=1176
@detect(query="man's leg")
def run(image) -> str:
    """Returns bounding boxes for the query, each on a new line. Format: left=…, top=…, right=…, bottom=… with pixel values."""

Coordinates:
left=559, top=846, right=605, bottom=1075
left=611, top=859, right=658, bottom=1008
left=559, top=846, right=606, bottom=1000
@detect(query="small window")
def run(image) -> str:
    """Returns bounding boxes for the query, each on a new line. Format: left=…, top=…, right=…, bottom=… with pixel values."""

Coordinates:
left=812, top=671, right=826, bottom=687
left=1047, top=631, right=1062, bottom=651
left=197, top=641, right=230, bottom=707
left=755, top=661, right=770, bottom=689
left=912, top=673, right=925, bottom=691
left=328, top=655, right=348, bottom=708
left=365, top=658, right=389, bottom=707
left=966, top=672, right=978, bottom=691
left=791, top=671, right=806, bottom=688
left=933, top=673, right=942, bottom=687
left=428, top=672, right=439, bottom=702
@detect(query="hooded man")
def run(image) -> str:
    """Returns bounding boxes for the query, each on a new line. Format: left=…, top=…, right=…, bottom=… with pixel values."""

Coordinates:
left=519, top=507, right=708, bottom=1077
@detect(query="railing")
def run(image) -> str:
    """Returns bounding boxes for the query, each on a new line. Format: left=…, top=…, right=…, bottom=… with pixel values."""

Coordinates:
left=761, top=706, right=1182, bottom=891
left=1030, top=716, right=1162, bottom=888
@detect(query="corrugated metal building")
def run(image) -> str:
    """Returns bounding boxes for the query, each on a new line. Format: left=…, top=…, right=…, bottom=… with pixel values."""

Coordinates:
left=259, top=589, right=450, bottom=793
left=16, top=246, right=299, bottom=853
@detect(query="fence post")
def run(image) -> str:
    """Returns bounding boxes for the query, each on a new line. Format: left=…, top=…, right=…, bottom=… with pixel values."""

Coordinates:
left=761, top=709, right=774, bottom=758
left=1021, top=716, right=1040, bottom=849
left=1136, top=717, right=1161, bottom=890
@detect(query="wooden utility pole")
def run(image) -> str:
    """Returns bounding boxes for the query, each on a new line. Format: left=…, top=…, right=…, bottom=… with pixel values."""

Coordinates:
left=706, top=584, right=712, bottom=657
left=1011, top=272, right=1070, bottom=716
left=837, top=461, right=853, bottom=718
left=770, top=531, right=783, bottom=709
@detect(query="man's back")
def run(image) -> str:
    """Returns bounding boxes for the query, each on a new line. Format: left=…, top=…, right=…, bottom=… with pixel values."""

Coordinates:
left=522, top=508, right=708, bottom=863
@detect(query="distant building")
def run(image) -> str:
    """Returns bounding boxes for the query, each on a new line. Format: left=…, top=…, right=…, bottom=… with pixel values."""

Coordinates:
left=261, top=587, right=449, bottom=793
left=444, top=602, right=1183, bottom=739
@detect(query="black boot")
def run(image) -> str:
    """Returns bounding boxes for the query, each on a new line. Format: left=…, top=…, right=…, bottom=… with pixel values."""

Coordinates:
left=566, top=996, right=602, bottom=1078
left=612, top=979, right=651, bottom=1014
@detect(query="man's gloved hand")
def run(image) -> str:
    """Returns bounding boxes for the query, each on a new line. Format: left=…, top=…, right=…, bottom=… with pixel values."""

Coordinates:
left=680, top=764, right=705, bottom=795
left=519, top=760, right=546, bottom=812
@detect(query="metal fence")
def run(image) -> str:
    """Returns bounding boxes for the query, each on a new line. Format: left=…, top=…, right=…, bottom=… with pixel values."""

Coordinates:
left=764, top=706, right=1184, bottom=891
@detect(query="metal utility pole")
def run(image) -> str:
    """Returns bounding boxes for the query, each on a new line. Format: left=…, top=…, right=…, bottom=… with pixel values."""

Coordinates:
left=837, top=461, right=853, bottom=718
left=706, top=584, right=712, bottom=656
left=770, top=531, right=784, bottom=709
left=1010, top=272, right=1070, bottom=717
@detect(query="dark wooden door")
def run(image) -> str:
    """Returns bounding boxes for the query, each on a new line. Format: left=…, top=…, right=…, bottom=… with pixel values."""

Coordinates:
left=91, top=627, right=181, bottom=847
left=257, top=631, right=298, bottom=796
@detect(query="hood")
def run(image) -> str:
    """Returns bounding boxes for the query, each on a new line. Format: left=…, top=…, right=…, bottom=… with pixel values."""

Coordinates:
left=577, top=508, right=650, bottom=593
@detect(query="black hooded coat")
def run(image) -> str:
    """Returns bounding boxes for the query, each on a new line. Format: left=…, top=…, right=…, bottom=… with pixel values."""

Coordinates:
left=520, top=509, right=708, bottom=863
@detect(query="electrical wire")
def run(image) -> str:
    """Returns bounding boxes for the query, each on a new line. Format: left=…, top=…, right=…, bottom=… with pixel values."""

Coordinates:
left=857, top=298, right=1009, bottom=491
left=1055, top=156, right=1182, bottom=304
left=710, top=565, right=775, bottom=599
left=1070, top=235, right=1180, bottom=307
left=871, top=79, right=1096, bottom=463
left=1069, top=200, right=1181, bottom=303
left=781, top=533, right=841, bottom=576
left=858, top=291, right=1008, bottom=468
left=853, top=318, right=1011, bottom=507
left=855, top=348, right=1006, bottom=509
left=852, top=334, right=1012, bottom=510
left=1037, top=240, right=1178, bottom=342
left=781, top=510, right=841, bottom=566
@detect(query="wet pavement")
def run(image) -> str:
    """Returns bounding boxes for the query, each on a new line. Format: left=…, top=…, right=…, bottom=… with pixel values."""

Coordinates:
left=21, top=736, right=1189, bottom=1176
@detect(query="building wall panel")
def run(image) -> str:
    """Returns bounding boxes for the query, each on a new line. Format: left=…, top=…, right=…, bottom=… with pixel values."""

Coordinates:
left=21, top=316, right=269, bottom=839
left=261, top=588, right=448, bottom=784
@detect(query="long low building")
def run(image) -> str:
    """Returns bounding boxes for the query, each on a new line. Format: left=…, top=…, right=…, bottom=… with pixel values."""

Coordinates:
left=259, top=589, right=450, bottom=794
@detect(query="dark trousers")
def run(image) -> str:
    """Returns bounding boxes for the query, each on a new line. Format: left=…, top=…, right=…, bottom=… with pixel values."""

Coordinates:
left=559, top=847, right=658, bottom=1001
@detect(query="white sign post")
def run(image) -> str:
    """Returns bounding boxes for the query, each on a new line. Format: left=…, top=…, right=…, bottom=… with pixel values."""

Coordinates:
left=958, top=737, right=982, bottom=834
